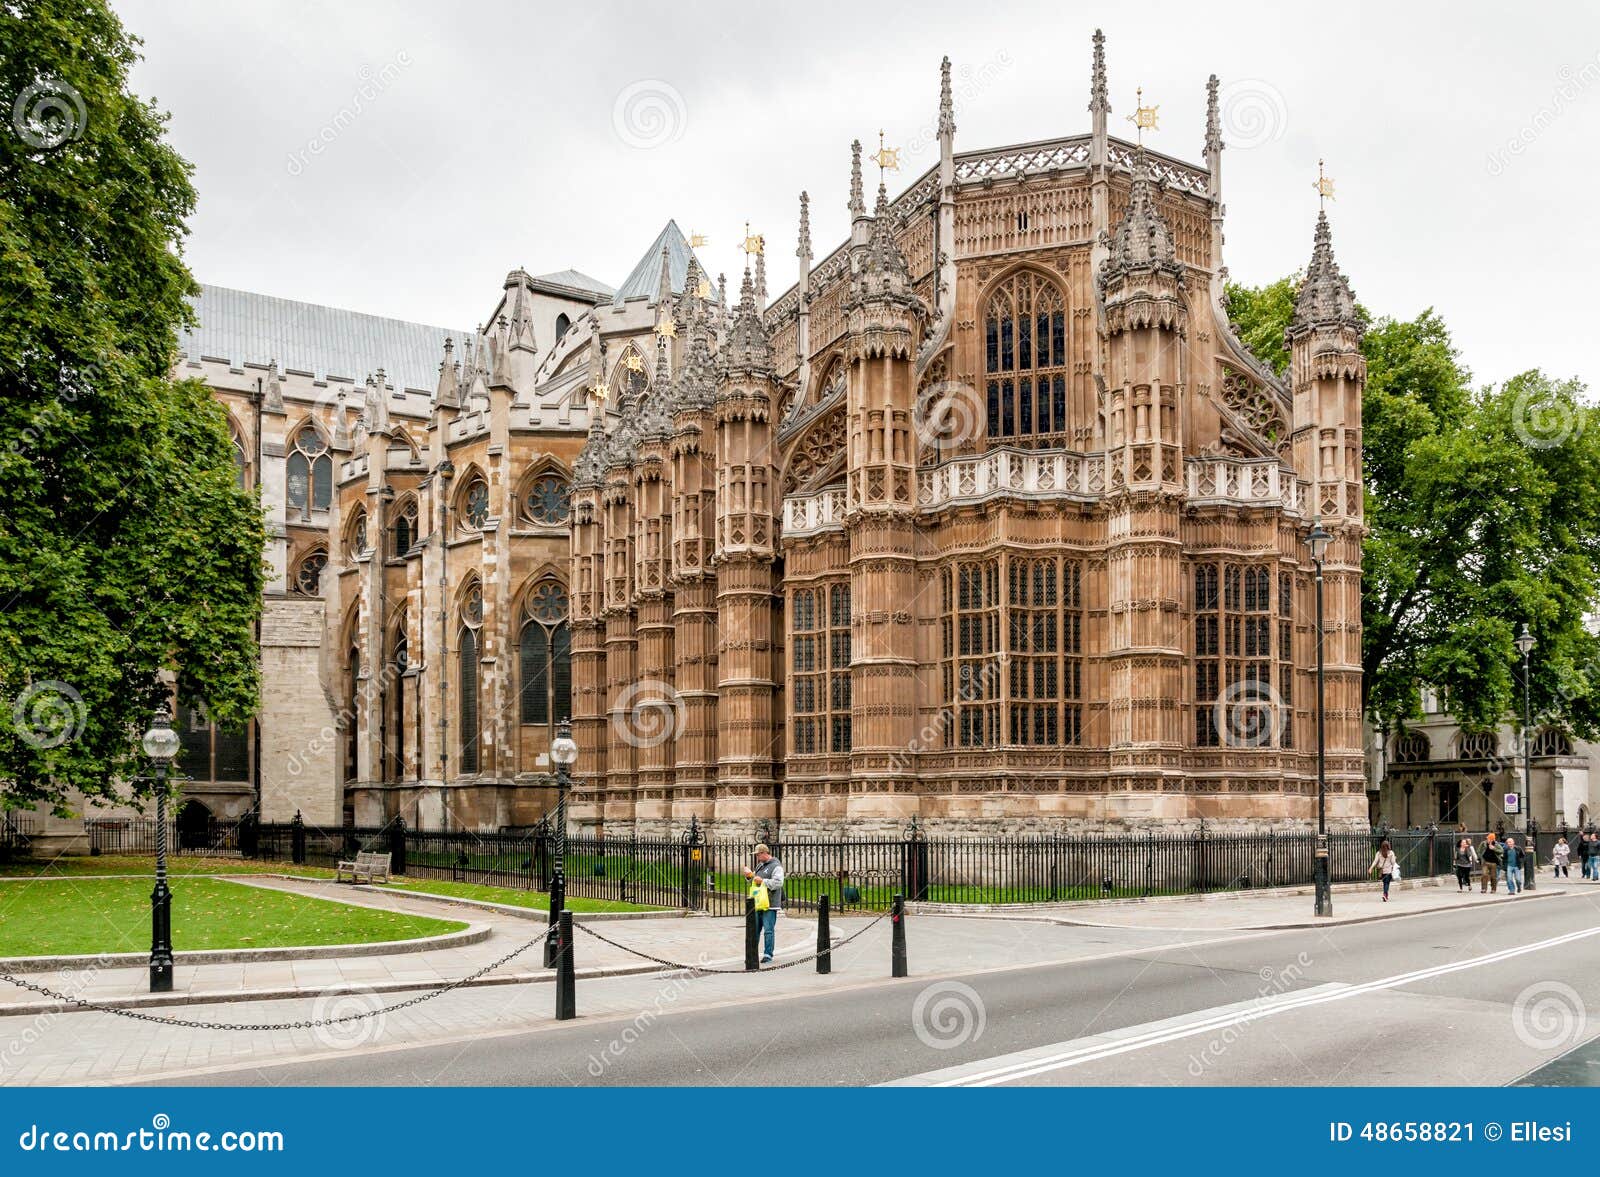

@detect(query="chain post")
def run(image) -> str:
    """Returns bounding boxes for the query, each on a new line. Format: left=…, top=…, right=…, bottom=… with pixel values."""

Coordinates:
left=744, top=896, right=759, bottom=971
left=816, top=893, right=831, bottom=975
left=891, top=892, right=907, bottom=978
left=555, top=910, right=576, bottom=1021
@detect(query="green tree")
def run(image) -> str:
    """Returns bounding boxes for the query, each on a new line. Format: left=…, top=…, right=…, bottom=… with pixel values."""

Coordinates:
left=1226, top=279, right=1600, bottom=739
left=1, top=0, right=265, bottom=812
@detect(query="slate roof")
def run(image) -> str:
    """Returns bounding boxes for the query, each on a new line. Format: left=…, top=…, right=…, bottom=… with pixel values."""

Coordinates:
left=612, top=221, right=712, bottom=306
left=533, top=269, right=615, bottom=300
left=179, top=284, right=470, bottom=392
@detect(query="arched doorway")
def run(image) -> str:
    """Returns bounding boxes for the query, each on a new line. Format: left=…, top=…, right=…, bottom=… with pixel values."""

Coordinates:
left=176, top=799, right=213, bottom=849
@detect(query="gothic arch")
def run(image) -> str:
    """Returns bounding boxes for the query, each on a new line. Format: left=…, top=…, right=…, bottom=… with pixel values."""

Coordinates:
left=289, top=544, right=329, bottom=596
left=780, top=403, right=849, bottom=496
left=977, top=266, right=1070, bottom=443
left=451, top=463, right=491, bottom=532
left=608, top=342, right=651, bottom=402
left=516, top=457, right=574, bottom=527
left=388, top=491, right=421, bottom=559
left=342, top=504, right=369, bottom=559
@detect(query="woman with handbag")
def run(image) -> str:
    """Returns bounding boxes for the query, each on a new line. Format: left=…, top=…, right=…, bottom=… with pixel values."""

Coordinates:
left=1369, top=839, right=1399, bottom=902
left=1453, top=837, right=1477, bottom=891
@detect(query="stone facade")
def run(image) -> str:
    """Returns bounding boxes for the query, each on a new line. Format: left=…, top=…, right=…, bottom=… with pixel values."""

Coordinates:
left=569, top=35, right=1368, bottom=839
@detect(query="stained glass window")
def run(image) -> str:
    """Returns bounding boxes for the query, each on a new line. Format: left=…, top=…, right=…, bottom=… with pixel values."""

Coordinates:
left=286, top=426, right=332, bottom=515
left=526, top=475, right=571, bottom=526
left=293, top=550, right=326, bottom=596
left=520, top=580, right=571, bottom=727
left=463, top=479, right=490, bottom=529
left=984, top=272, right=1069, bottom=444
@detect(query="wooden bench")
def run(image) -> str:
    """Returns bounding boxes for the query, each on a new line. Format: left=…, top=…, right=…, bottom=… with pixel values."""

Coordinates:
left=335, top=850, right=392, bottom=884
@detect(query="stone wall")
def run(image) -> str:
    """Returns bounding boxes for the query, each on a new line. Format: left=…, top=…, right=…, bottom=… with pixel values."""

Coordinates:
left=259, top=595, right=340, bottom=824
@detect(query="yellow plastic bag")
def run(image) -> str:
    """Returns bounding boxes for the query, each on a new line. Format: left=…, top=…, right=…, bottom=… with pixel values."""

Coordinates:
left=749, top=879, right=770, bottom=912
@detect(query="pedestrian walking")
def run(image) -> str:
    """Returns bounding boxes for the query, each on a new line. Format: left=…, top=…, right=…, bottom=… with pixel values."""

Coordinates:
left=1370, top=839, right=1399, bottom=902
left=1480, top=833, right=1502, bottom=893
left=1453, top=837, right=1477, bottom=891
left=1553, top=835, right=1571, bottom=879
left=742, top=842, right=785, bottom=964
left=1584, top=833, right=1598, bottom=881
left=1504, top=836, right=1525, bottom=894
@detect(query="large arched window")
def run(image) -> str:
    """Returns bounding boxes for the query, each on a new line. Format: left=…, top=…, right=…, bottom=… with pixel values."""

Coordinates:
left=611, top=346, right=649, bottom=402
left=458, top=584, right=483, bottom=774
left=390, top=495, right=419, bottom=559
left=292, top=548, right=327, bottom=596
left=519, top=580, right=572, bottom=728
left=983, top=271, right=1068, bottom=443
left=523, top=472, right=571, bottom=526
left=286, top=424, right=332, bottom=516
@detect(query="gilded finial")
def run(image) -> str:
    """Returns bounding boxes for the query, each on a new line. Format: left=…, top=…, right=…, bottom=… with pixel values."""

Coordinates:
left=591, top=380, right=610, bottom=405
left=655, top=316, right=677, bottom=339
left=1313, top=159, right=1336, bottom=209
left=742, top=221, right=764, bottom=256
left=624, top=351, right=645, bottom=373
left=1127, top=86, right=1159, bottom=144
left=688, top=231, right=708, bottom=248
left=870, top=128, right=901, bottom=176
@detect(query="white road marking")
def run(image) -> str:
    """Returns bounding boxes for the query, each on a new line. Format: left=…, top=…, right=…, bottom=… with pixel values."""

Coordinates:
left=890, top=924, right=1600, bottom=1086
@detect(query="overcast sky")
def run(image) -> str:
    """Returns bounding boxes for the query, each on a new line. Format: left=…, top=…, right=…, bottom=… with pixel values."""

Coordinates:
left=113, top=0, right=1599, bottom=394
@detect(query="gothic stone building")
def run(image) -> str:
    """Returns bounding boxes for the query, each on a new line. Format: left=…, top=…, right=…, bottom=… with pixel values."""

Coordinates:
left=568, top=33, right=1367, bottom=839
left=139, top=29, right=1366, bottom=840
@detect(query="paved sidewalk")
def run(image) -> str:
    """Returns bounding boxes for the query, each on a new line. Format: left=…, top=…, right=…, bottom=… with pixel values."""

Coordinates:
left=980, top=879, right=1575, bottom=931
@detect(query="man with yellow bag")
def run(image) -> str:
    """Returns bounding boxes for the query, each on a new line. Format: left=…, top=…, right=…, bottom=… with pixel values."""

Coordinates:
left=742, top=843, right=786, bottom=964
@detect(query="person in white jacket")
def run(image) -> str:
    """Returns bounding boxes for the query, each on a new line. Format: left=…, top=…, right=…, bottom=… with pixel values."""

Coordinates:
left=1369, top=840, right=1399, bottom=902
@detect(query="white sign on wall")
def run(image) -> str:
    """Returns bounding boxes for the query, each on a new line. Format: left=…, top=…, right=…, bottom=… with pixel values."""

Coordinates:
left=1504, top=793, right=1521, bottom=813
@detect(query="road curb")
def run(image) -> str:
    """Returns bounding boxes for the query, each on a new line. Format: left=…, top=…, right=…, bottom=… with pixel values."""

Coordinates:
left=0, top=923, right=490, bottom=975
left=1020, top=887, right=1572, bottom=931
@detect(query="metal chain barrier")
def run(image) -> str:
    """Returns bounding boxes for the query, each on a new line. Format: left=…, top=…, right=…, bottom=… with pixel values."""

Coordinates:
left=571, top=907, right=894, bottom=974
left=0, top=924, right=552, bottom=1031
left=0, top=909, right=894, bottom=1028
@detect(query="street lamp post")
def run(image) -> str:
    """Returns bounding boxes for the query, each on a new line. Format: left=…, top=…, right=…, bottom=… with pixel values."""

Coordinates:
left=545, top=718, right=578, bottom=969
left=142, top=704, right=182, bottom=993
left=1515, top=624, right=1536, bottom=889
left=1307, top=519, right=1333, bottom=919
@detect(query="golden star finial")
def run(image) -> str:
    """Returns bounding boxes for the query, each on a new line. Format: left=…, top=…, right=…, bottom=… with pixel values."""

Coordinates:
left=1127, top=86, right=1159, bottom=144
left=655, top=316, right=677, bottom=339
left=695, top=277, right=712, bottom=299
left=591, top=380, right=609, bottom=405
left=870, top=128, right=901, bottom=175
left=688, top=231, right=708, bottom=248
left=1313, top=159, right=1336, bottom=208
left=741, top=221, right=764, bottom=256
left=623, top=351, right=645, bottom=373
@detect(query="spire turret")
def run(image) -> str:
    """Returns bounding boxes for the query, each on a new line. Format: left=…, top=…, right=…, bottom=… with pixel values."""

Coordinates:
left=848, top=138, right=865, bottom=220
left=797, top=191, right=812, bottom=263
left=1288, top=211, right=1361, bottom=341
left=1101, top=149, right=1181, bottom=283
left=1089, top=28, right=1110, bottom=118
left=938, top=55, right=955, bottom=138
left=722, top=267, right=773, bottom=376
left=435, top=337, right=460, bottom=408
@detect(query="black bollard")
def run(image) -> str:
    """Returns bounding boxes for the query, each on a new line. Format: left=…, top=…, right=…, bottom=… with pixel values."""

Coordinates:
left=555, top=910, right=576, bottom=1021
left=744, top=896, right=759, bottom=971
left=816, top=893, right=831, bottom=975
left=891, top=892, right=908, bottom=978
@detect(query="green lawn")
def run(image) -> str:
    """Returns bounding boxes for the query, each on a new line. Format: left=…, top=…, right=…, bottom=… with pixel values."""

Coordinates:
left=0, top=855, right=339, bottom=880
left=385, top=878, right=659, bottom=913
left=0, top=877, right=465, bottom=957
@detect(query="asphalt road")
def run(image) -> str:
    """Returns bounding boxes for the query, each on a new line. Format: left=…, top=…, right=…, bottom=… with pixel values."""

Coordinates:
left=150, top=888, right=1600, bottom=1088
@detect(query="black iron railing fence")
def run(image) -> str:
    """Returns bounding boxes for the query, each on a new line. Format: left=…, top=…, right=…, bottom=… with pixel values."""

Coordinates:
left=0, top=812, right=34, bottom=861
left=64, top=813, right=1567, bottom=913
